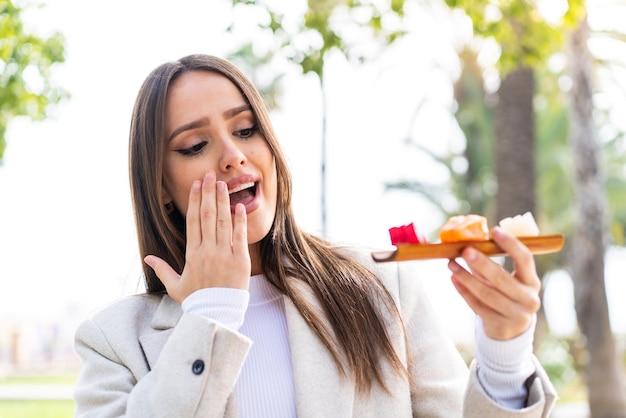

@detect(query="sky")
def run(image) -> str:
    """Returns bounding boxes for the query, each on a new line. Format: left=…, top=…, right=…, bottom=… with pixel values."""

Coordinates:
left=1, top=0, right=625, bottom=356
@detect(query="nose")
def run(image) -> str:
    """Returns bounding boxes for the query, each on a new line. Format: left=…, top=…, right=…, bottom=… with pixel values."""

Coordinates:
left=219, top=137, right=247, bottom=172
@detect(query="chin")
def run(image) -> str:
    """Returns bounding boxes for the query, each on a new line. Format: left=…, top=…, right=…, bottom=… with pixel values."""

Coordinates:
left=246, top=225, right=272, bottom=245
left=246, top=208, right=275, bottom=243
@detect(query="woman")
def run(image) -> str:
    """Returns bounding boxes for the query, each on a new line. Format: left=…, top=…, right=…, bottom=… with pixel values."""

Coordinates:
left=73, top=54, right=557, bottom=417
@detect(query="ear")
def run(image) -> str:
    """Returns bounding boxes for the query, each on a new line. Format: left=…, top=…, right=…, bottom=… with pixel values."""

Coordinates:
left=162, top=187, right=175, bottom=215
left=162, top=186, right=172, bottom=205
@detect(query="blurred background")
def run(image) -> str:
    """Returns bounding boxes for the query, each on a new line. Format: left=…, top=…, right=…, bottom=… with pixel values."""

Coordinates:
left=1, top=0, right=626, bottom=416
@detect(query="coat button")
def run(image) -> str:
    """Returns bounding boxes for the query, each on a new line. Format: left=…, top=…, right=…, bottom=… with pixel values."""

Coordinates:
left=192, top=359, right=205, bottom=375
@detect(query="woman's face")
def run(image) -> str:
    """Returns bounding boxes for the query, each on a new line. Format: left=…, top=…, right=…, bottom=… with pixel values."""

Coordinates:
left=162, top=70, right=277, bottom=245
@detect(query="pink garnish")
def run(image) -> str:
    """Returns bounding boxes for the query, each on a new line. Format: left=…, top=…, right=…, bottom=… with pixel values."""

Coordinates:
left=389, top=222, right=428, bottom=245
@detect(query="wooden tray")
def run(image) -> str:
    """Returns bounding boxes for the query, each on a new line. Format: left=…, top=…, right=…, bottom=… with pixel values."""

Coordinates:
left=371, top=235, right=565, bottom=263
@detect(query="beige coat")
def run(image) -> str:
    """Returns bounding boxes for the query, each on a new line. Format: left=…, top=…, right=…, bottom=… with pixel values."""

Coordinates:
left=73, top=247, right=557, bottom=417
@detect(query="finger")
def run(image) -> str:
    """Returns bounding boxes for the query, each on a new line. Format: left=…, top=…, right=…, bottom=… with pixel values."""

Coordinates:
left=490, top=226, right=539, bottom=287
left=215, top=181, right=233, bottom=246
left=232, top=203, right=248, bottom=253
left=449, top=259, right=508, bottom=312
left=448, top=263, right=517, bottom=328
left=450, top=271, right=496, bottom=317
left=200, top=172, right=218, bottom=244
left=452, top=272, right=537, bottom=340
left=186, top=180, right=203, bottom=248
left=144, top=255, right=181, bottom=291
left=449, top=259, right=541, bottom=318
left=460, top=247, right=540, bottom=309
left=460, top=247, right=513, bottom=292
left=448, top=261, right=537, bottom=317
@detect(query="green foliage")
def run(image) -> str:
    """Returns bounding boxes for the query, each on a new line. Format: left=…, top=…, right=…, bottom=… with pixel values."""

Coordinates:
left=386, top=47, right=497, bottom=223
left=534, top=64, right=573, bottom=233
left=443, top=0, right=586, bottom=76
left=0, top=400, right=75, bottom=418
left=229, top=0, right=407, bottom=79
left=535, top=333, right=579, bottom=388
left=603, top=131, right=626, bottom=245
left=228, top=0, right=626, bottom=249
left=0, top=0, right=67, bottom=160
left=390, top=45, right=626, bottom=254
left=226, top=43, right=285, bottom=110
left=437, top=0, right=626, bottom=248
left=448, top=47, right=497, bottom=220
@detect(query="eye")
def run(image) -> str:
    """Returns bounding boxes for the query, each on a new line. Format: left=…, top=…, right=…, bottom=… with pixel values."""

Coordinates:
left=176, top=141, right=207, bottom=156
left=235, top=124, right=259, bottom=139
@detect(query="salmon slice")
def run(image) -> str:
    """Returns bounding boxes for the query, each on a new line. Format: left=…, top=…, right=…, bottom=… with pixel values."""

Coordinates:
left=439, top=214, right=489, bottom=242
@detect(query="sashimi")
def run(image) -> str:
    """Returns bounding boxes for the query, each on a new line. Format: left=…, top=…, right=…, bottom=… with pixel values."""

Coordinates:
left=389, top=222, right=428, bottom=245
left=498, top=212, right=540, bottom=236
left=439, top=214, right=489, bottom=243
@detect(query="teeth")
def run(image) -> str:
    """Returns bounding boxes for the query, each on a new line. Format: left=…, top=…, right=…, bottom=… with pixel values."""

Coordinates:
left=228, top=182, right=254, bottom=194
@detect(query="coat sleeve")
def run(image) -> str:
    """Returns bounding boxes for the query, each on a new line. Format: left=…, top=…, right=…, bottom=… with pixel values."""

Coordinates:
left=464, top=357, right=558, bottom=418
left=73, top=313, right=252, bottom=418
left=393, top=261, right=557, bottom=418
left=392, top=260, right=469, bottom=416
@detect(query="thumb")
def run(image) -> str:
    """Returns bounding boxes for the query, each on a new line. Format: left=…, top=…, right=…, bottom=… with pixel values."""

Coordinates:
left=144, top=255, right=181, bottom=291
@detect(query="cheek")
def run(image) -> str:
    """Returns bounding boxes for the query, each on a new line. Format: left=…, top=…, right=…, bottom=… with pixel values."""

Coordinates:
left=271, top=161, right=278, bottom=197
left=266, top=159, right=279, bottom=212
left=163, top=171, right=195, bottom=215
left=262, top=153, right=277, bottom=188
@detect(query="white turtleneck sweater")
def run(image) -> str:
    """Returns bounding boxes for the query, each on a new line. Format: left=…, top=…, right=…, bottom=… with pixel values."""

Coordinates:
left=181, top=275, right=535, bottom=417
left=182, top=275, right=297, bottom=417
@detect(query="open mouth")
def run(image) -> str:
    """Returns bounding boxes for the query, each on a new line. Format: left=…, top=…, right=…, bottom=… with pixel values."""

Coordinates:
left=228, top=182, right=257, bottom=206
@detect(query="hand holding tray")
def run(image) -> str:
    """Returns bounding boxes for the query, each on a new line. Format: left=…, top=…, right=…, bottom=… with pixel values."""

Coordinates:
left=371, top=235, right=565, bottom=263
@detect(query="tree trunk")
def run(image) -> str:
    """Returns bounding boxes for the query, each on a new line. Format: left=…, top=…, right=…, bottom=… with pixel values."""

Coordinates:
left=567, top=17, right=626, bottom=418
left=493, top=67, right=536, bottom=270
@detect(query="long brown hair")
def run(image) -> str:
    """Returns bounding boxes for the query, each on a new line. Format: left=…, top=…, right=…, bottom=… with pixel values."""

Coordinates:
left=128, top=54, right=409, bottom=393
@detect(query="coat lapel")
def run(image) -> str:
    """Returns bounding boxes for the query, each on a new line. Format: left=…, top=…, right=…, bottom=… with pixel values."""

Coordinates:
left=284, top=279, right=355, bottom=418
left=135, top=284, right=358, bottom=416
left=138, top=295, right=181, bottom=370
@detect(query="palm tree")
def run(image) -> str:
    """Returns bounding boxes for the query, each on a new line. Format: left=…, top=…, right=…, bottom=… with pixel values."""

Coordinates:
left=566, top=16, right=626, bottom=417
left=492, top=66, right=536, bottom=273
left=226, top=5, right=626, bottom=409
left=387, top=47, right=561, bottom=350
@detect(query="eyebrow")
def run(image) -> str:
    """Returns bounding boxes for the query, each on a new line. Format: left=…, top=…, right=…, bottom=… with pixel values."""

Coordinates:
left=167, top=104, right=253, bottom=143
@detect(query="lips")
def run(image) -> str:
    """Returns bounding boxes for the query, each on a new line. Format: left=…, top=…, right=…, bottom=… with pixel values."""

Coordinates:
left=229, top=182, right=255, bottom=195
left=229, top=182, right=256, bottom=206
left=226, top=175, right=260, bottom=213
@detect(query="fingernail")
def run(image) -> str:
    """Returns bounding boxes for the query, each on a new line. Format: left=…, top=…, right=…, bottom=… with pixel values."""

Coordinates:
left=217, top=181, right=227, bottom=192
left=492, top=226, right=504, bottom=239
left=448, top=260, right=461, bottom=272
left=464, top=247, right=477, bottom=261
left=192, top=180, right=201, bottom=191
left=144, top=255, right=155, bottom=268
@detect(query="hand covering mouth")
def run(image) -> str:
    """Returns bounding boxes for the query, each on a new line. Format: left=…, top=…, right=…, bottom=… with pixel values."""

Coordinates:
left=228, top=182, right=257, bottom=206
